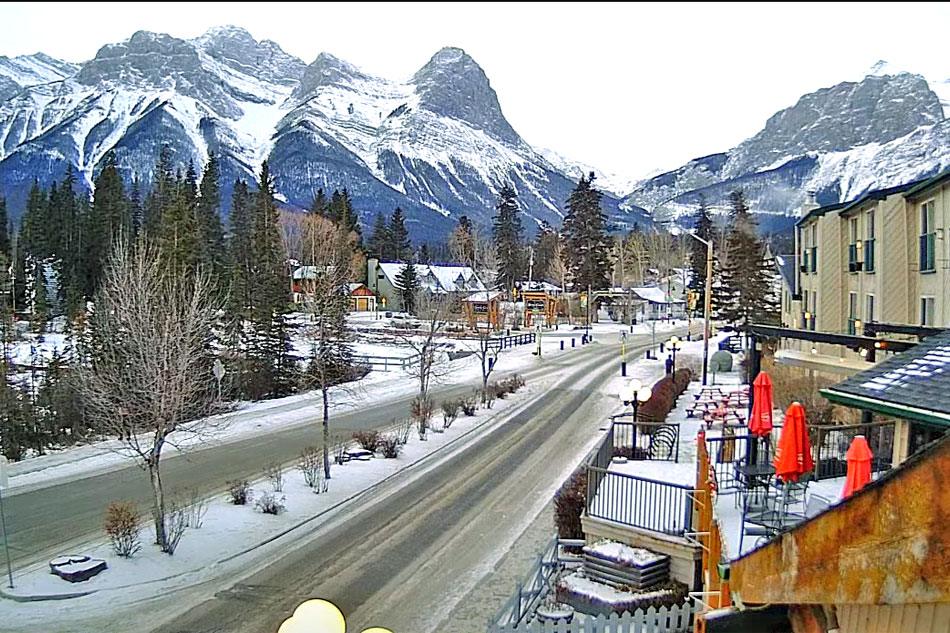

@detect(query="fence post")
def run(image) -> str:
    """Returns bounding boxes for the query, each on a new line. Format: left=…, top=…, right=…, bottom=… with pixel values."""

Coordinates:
left=515, top=581, right=522, bottom=623
left=560, top=340, right=564, bottom=351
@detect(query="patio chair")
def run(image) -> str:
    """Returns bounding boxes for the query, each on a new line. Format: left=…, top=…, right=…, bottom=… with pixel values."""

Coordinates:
left=804, top=493, right=832, bottom=518
left=772, top=477, right=810, bottom=515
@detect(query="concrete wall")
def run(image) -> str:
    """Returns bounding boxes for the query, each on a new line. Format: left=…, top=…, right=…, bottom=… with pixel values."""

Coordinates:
left=581, top=516, right=703, bottom=591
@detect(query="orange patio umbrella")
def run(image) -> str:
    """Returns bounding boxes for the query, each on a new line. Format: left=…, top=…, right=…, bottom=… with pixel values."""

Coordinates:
left=842, top=435, right=873, bottom=498
left=749, top=371, right=774, bottom=437
left=774, top=402, right=814, bottom=482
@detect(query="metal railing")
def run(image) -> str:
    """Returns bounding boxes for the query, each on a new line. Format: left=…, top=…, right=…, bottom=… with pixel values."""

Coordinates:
left=487, top=536, right=583, bottom=631
left=350, top=354, right=420, bottom=372
left=484, top=333, right=538, bottom=351
left=607, top=416, right=680, bottom=462
left=586, top=468, right=694, bottom=536
left=810, top=421, right=895, bottom=480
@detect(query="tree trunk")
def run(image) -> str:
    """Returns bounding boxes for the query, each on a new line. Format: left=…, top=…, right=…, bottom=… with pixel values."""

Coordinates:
left=322, top=385, right=331, bottom=479
left=148, top=452, right=167, bottom=550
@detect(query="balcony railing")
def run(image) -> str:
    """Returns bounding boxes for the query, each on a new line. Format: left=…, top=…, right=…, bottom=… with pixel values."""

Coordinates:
left=586, top=467, right=694, bottom=536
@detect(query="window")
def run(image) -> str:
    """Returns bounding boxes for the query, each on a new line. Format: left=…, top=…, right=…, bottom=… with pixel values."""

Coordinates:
left=809, top=290, right=817, bottom=330
left=865, top=210, right=875, bottom=272
left=848, top=217, right=860, bottom=272
left=866, top=294, right=875, bottom=325
left=921, top=297, right=935, bottom=326
left=809, top=225, right=818, bottom=273
left=848, top=292, right=858, bottom=334
left=920, top=201, right=936, bottom=272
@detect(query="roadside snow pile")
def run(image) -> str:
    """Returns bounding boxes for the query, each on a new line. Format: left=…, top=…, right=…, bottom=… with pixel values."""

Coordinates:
left=583, top=540, right=664, bottom=568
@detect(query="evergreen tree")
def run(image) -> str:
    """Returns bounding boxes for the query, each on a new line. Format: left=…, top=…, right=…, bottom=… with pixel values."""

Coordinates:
left=492, top=184, right=525, bottom=295
left=366, top=211, right=388, bottom=261
left=30, top=258, right=47, bottom=334
left=532, top=221, right=559, bottom=282
left=328, top=188, right=361, bottom=243
left=395, top=259, right=420, bottom=313
left=20, top=180, right=48, bottom=260
left=418, top=243, right=431, bottom=264
left=388, top=207, right=412, bottom=260
left=310, top=188, right=329, bottom=217
left=143, top=145, right=175, bottom=238
left=88, top=151, right=130, bottom=294
left=245, top=162, right=297, bottom=398
left=715, top=190, right=779, bottom=326
left=687, top=195, right=714, bottom=313
left=562, top=173, right=612, bottom=291
left=227, top=179, right=254, bottom=317
left=129, top=177, right=143, bottom=238
left=158, top=168, right=198, bottom=277
left=196, top=152, right=225, bottom=284
left=0, top=195, right=8, bottom=258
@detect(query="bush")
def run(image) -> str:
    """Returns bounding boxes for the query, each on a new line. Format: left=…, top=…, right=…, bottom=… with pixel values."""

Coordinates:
left=411, top=396, right=434, bottom=440
left=553, top=466, right=588, bottom=541
left=379, top=434, right=401, bottom=458
left=173, top=487, right=208, bottom=529
left=352, top=429, right=382, bottom=454
left=104, top=501, right=142, bottom=558
left=226, top=479, right=252, bottom=505
left=162, top=501, right=189, bottom=555
left=441, top=400, right=460, bottom=429
left=255, top=492, right=287, bottom=515
left=299, top=446, right=323, bottom=488
left=264, top=462, right=284, bottom=492
left=329, top=433, right=349, bottom=465
left=673, top=368, right=692, bottom=395
left=396, top=418, right=414, bottom=445
left=482, top=385, right=497, bottom=409
left=460, top=395, right=478, bottom=416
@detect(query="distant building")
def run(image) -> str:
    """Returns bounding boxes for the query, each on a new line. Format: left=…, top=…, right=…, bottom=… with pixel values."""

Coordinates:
left=366, top=258, right=486, bottom=312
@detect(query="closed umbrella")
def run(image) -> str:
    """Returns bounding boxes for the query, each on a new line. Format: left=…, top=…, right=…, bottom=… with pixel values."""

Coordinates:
left=842, top=435, right=873, bottom=498
left=774, top=402, right=814, bottom=482
left=748, top=372, right=774, bottom=465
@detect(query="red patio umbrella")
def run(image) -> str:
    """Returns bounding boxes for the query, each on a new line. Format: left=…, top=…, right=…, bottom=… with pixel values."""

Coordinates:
left=774, top=402, right=814, bottom=482
left=749, top=372, right=774, bottom=437
left=842, top=435, right=873, bottom=498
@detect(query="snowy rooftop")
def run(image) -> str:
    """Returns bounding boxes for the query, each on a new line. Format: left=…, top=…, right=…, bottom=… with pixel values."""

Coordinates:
left=378, top=261, right=487, bottom=293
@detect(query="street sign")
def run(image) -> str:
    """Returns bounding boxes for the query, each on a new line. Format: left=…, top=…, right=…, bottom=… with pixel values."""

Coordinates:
left=213, top=359, right=226, bottom=382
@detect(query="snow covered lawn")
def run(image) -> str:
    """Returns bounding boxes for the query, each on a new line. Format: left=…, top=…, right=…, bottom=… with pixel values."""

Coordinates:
left=3, top=376, right=543, bottom=604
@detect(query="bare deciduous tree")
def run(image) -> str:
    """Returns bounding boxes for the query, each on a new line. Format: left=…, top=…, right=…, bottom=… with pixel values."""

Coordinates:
left=397, top=292, right=458, bottom=397
left=80, top=240, right=224, bottom=553
left=298, top=213, right=358, bottom=479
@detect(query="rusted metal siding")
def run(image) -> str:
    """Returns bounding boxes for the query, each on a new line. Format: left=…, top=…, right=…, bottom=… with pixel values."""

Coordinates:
left=837, top=603, right=950, bottom=633
left=729, top=436, right=950, bottom=606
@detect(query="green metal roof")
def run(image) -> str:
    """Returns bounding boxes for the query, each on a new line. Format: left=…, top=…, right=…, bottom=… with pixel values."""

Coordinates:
left=836, top=178, right=928, bottom=216
left=902, top=166, right=950, bottom=200
left=822, top=328, right=950, bottom=426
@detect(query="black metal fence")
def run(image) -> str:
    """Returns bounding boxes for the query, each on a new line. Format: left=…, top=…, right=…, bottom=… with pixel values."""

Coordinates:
left=810, top=421, right=895, bottom=480
left=485, top=333, right=537, bottom=351
left=586, top=467, right=694, bottom=536
left=608, top=415, right=681, bottom=462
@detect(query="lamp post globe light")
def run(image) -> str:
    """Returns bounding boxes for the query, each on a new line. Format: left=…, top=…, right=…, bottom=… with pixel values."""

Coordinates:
left=619, top=379, right=652, bottom=456
left=666, top=336, right=683, bottom=374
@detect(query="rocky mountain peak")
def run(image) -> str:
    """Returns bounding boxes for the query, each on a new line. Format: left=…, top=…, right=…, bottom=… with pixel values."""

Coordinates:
left=290, top=52, right=369, bottom=103
left=410, top=46, right=520, bottom=146
left=723, top=72, right=944, bottom=178
left=77, top=30, right=201, bottom=86
left=193, top=25, right=305, bottom=87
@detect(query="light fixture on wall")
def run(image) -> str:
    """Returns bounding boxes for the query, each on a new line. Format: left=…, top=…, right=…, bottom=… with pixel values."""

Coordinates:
left=811, top=346, right=818, bottom=355
left=804, top=311, right=812, bottom=321
left=854, top=319, right=862, bottom=330
left=859, top=347, right=869, bottom=357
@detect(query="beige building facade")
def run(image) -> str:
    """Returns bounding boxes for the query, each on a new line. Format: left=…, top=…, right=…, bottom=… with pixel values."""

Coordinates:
left=784, top=171, right=950, bottom=369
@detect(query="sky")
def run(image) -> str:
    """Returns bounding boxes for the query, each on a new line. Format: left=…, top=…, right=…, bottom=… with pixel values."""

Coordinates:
left=1, top=1, right=949, bottom=189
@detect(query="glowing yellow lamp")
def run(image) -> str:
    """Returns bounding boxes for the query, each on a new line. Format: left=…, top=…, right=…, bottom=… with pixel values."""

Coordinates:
left=277, top=600, right=346, bottom=633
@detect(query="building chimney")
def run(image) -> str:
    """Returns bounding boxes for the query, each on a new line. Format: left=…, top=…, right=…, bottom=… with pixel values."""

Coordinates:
left=800, top=189, right=819, bottom=217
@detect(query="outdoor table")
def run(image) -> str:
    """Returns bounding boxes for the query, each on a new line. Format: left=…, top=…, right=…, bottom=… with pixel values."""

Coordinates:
left=736, top=462, right=775, bottom=498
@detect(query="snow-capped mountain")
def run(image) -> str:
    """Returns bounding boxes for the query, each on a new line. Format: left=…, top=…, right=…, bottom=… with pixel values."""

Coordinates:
left=0, top=27, right=647, bottom=242
left=535, top=147, right=640, bottom=198
left=622, top=67, right=950, bottom=232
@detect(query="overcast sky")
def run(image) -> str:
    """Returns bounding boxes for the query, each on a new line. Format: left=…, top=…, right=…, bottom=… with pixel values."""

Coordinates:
left=1, top=2, right=948, bottom=185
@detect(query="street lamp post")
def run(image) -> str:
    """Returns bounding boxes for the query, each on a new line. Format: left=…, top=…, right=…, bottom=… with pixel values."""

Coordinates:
left=666, top=336, right=683, bottom=374
left=619, top=379, right=653, bottom=455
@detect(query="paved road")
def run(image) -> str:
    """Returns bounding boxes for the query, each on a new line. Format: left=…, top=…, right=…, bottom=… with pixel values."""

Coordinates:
left=142, top=333, right=677, bottom=633
left=2, top=330, right=643, bottom=570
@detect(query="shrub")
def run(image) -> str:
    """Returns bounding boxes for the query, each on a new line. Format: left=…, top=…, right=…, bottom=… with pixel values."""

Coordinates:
left=396, top=418, right=414, bottom=445
left=264, top=461, right=284, bottom=492
left=173, top=487, right=208, bottom=529
left=352, top=429, right=382, bottom=454
left=104, top=501, right=142, bottom=558
left=298, top=446, right=323, bottom=488
left=162, top=500, right=189, bottom=555
left=226, top=479, right=252, bottom=505
left=329, top=433, right=349, bottom=465
left=411, top=396, right=434, bottom=440
left=255, top=492, right=287, bottom=515
left=673, top=368, right=692, bottom=396
left=379, top=434, right=401, bottom=458
left=460, top=395, right=478, bottom=416
left=441, top=400, right=460, bottom=429
left=482, top=385, right=497, bottom=409
left=553, top=466, right=588, bottom=541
